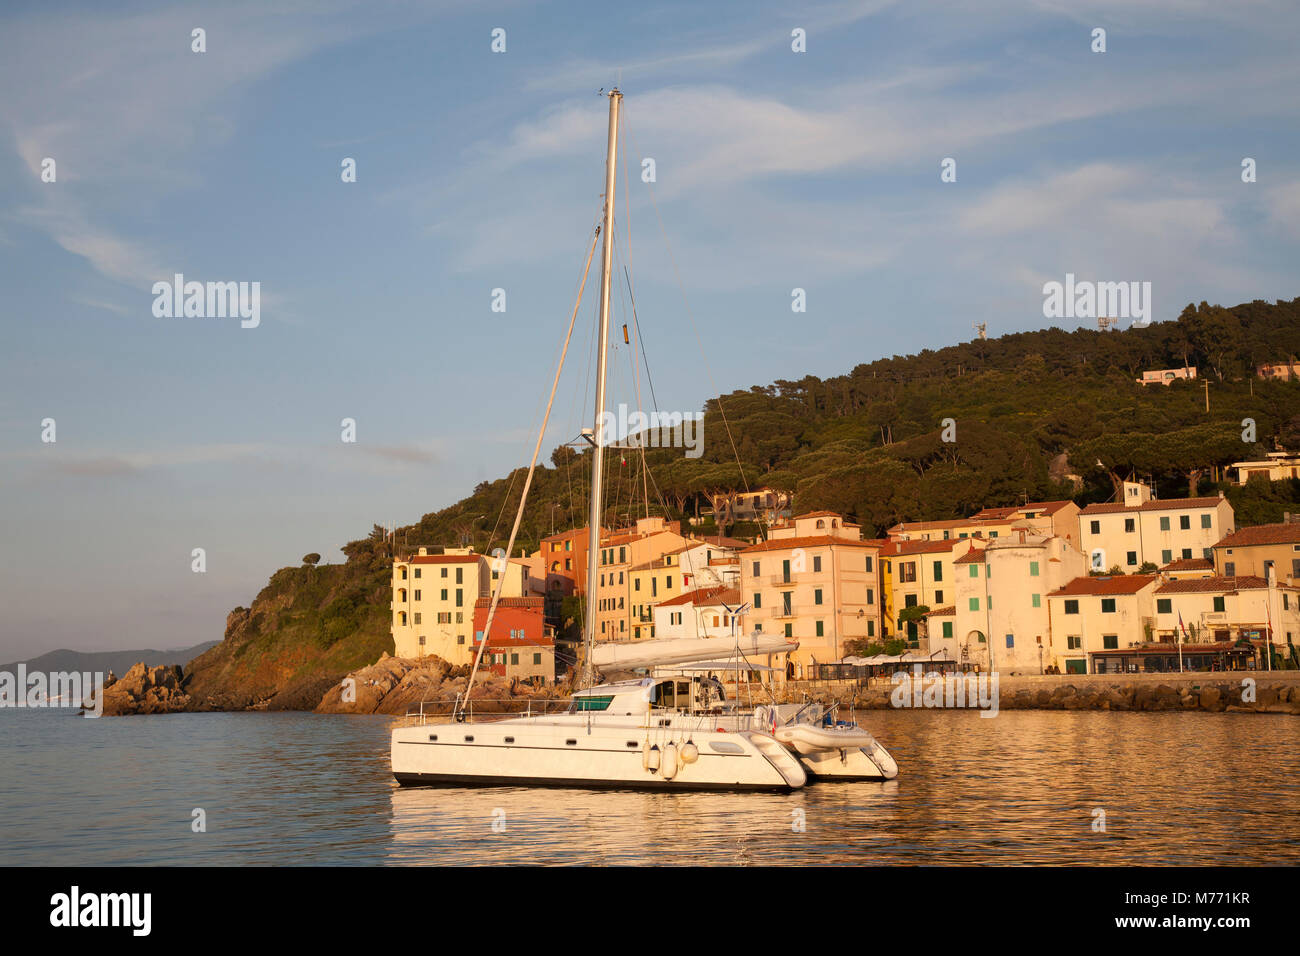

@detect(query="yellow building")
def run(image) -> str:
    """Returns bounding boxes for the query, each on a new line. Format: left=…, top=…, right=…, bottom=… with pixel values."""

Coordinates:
left=594, top=517, right=689, bottom=643
left=391, top=548, right=530, bottom=663
left=1078, top=483, right=1234, bottom=572
left=1212, top=522, right=1300, bottom=585
left=880, top=537, right=979, bottom=643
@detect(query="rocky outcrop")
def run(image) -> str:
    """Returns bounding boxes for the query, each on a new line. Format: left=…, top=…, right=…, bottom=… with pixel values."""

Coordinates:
left=87, top=663, right=193, bottom=715
left=316, top=654, right=566, bottom=716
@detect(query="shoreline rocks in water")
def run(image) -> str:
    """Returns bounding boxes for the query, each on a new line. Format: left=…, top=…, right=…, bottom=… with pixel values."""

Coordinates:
left=315, top=652, right=569, bottom=716
left=86, top=663, right=193, bottom=716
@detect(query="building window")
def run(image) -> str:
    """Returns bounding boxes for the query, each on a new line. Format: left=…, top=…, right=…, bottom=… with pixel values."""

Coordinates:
left=968, top=565, right=978, bottom=578
left=752, top=561, right=760, bottom=576
left=968, top=597, right=980, bottom=611
left=1090, top=520, right=1100, bottom=534
left=1065, top=600, right=1079, bottom=615
left=942, top=621, right=953, bottom=638
left=866, top=588, right=874, bottom=605
left=413, top=590, right=421, bottom=601
left=1101, top=598, right=1116, bottom=613
left=934, top=590, right=943, bottom=604
left=1127, top=551, right=1137, bottom=566
left=1157, top=598, right=1172, bottom=614
left=456, top=567, right=463, bottom=584
left=510, top=653, right=519, bottom=665
left=1213, top=596, right=1225, bottom=612
left=814, top=588, right=823, bottom=606
left=400, top=567, right=408, bottom=580
left=440, top=588, right=447, bottom=601
left=1181, top=548, right=1192, bottom=560
left=413, top=613, right=422, bottom=625
left=1161, top=550, right=1172, bottom=565
left=418, top=635, right=425, bottom=646
left=1225, top=561, right=1235, bottom=576
left=441, top=568, right=448, bottom=578
left=456, top=589, right=463, bottom=607
left=1201, top=514, right=1212, bottom=528
left=458, top=635, right=465, bottom=644
left=1160, top=516, right=1171, bottom=531
left=1031, top=594, right=1041, bottom=608
left=1124, top=518, right=1135, bottom=533
left=414, top=568, right=421, bottom=578
left=1102, top=634, right=1118, bottom=650
left=815, top=621, right=824, bottom=637
left=900, top=562, right=917, bottom=583
left=533, top=653, right=541, bottom=665
left=1029, top=561, right=1039, bottom=577
left=933, top=560, right=943, bottom=582
left=1067, top=635, right=1081, bottom=650
left=1180, top=515, right=1191, bottom=530
left=784, top=623, right=792, bottom=638
left=754, top=593, right=762, bottom=609
left=865, top=556, right=874, bottom=572
left=813, top=556, right=822, bottom=573
left=867, top=621, right=875, bottom=637
left=1005, top=634, right=1014, bottom=648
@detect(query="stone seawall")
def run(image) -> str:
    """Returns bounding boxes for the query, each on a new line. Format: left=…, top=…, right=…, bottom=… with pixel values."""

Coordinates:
left=781, top=671, right=1300, bottom=715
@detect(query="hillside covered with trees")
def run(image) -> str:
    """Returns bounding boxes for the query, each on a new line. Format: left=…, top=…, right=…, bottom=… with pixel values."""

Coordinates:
left=186, top=296, right=1300, bottom=704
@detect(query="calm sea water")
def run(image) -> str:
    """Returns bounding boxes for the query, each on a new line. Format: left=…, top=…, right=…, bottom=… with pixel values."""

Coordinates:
left=1, top=707, right=1296, bottom=865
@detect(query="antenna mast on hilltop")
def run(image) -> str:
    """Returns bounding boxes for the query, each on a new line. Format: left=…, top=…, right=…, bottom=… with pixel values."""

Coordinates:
left=1097, top=317, right=1117, bottom=331
left=972, top=322, right=987, bottom=340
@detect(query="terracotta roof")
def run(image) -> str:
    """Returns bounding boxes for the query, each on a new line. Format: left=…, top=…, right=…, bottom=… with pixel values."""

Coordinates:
left=473, top=596, right=545, bottom=608
left=656, top=586, right=741, bottom=608
left=887, top=517, right=981, bottom=532
left=1213, top=523, right=1300, bottom=548
left=408, top=554, right=481, bottom=564
left=793, top=510, right=843, bottom=519
left=1160, top=557, right=1214, bottom=571
left=692, top=535, right=751, bottom=550
left=954, top=547, right=986, bottom=565
left=882, top=538, right=970, bottom=557
left=1048, top=574, right=1159, bottom=596
left=1079, top=496, right=1224, bottom=515
left=926, top=605, right=956, bottom=617
left=972, top=500, right=1073, bottom=519
left=740, top=535, right=879, bottom=554
left=1156, top=575, right=1269, bottom=594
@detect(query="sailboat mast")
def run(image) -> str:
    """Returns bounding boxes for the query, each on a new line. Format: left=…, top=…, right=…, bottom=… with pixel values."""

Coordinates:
left=583, top=88, right=622, bottom=687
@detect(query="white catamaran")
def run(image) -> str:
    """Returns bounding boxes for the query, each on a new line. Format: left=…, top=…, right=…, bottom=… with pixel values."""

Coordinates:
left=390, top=90, right=897, bottom=790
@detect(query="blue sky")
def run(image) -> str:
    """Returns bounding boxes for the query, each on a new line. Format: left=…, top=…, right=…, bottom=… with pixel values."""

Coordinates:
left=1, top=0, right=1298, bottom=659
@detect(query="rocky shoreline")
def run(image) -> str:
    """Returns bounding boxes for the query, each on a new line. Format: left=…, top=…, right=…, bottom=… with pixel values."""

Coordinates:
left=86, top=654, right=569, bottom=716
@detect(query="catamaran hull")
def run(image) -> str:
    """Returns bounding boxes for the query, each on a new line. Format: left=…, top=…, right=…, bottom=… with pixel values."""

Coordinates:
left=391, top=718, right=807, bottom=791
left=796, top=742, right=899, bottom=782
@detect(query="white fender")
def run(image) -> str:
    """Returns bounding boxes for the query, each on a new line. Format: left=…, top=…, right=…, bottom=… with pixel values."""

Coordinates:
left=646, top=743, right=661, bottom=773
left=680, top=740, right=699, bottom=764
left=661, top=743, right=678, bottom=780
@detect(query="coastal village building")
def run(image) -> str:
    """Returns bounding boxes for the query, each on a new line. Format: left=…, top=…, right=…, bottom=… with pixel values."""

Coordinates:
left=880, top=538, right=976, bottom=642
left=652, top=586, right=744, bottom=641
left=946, top=532, right=1089, bottom=674
left=1045, top=575, right=1160, bottom=674
left=886, top=500, right=1080, bottom=548
left=1231, top=451, right=1300, bottom=484
left=1256, top=361, right=1300, bottom=381
left=739, top=511, right=882, bottom=677
left=628, top=539, right=744, bottom=640
left=471, top=596, right=554, bottom=683
left=1136, top=366, right=1197, bottom=386
left=539, top=525, right=592, bottom=598
left=391, top=548, right=533, bottom=663
left=1152, top=576, right=1300, bottom=652
left=710, top=487, right=791, bottom=526
left=1211, top=521, right=1300, bottom=585
left=594, top=517, right=689, bottom=643
left=1077, top=482, right=1234, bottom=572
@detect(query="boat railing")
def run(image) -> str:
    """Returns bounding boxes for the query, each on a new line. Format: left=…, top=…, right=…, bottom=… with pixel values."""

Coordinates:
left=402, top=693, right=572, bottom=725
